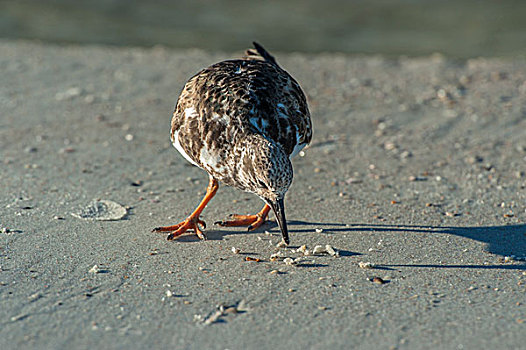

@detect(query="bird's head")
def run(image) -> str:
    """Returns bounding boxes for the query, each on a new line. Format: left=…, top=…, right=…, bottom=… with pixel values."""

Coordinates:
left=239, top=136, right=293, bottom=244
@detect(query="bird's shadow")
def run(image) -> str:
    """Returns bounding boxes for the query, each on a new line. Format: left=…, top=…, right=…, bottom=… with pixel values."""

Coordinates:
left=170, top=219, right=526, bottom=270
left=308, top=222, right=525, bottom=257
left=289, top=220, right=526, bottom=270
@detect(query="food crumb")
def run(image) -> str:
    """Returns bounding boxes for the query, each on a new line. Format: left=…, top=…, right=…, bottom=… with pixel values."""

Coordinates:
left=231, top=247, right=240, bottom=254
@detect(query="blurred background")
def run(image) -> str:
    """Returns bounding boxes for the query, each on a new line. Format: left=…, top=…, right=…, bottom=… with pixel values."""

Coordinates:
left=1, top=0, right=525, bottom=58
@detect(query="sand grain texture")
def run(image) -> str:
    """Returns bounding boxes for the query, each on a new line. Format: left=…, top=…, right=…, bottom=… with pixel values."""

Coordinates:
left=0, top=41, right=525, bottom=349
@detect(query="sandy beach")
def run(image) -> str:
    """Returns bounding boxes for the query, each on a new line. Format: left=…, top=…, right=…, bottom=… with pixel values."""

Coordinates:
left=0, top=40, right=525, bottom=349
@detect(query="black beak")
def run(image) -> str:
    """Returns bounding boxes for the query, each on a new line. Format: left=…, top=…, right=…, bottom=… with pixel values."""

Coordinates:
left=269, top=197, right=289, bottom=245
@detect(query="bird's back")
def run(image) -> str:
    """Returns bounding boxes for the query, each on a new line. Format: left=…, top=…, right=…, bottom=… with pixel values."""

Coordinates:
left=171, top=43, right=312, bottom=183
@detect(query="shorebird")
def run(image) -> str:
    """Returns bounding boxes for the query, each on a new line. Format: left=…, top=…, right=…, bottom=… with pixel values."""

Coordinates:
left=153, top=42, right=312, bottom=244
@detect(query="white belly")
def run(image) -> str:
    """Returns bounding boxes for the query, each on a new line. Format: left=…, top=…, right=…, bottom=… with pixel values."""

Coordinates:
left=172, top=130, right=199, bottom=167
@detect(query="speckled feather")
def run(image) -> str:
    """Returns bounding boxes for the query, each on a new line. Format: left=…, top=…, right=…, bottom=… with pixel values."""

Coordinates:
left=170, top=43, right=312, bottom=199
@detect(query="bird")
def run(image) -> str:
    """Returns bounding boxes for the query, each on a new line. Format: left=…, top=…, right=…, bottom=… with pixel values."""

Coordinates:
left=153, top=42, right=312, bottom=244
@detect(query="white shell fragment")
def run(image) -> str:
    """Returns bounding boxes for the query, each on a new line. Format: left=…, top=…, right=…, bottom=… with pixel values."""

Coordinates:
left=71, top=200, right=127, bottom=221
left=283, top=258, right=295, bottom=265
left=197, top=301, right=248, bottom=326
left=89, top=265, right=101, bottom=274
left=296, top=244, right=307, bottom=253
left=358, top=261, right=375, bottom=269
left=325, top=245, right=339, bottom=257
left=202, top=309, right=223, bottom=325
left=312, top=245, right=326, bottom=254
left=295, top=244, right=311, bottom=256
left=311, top=244, right=339, bottom=257
left=231, top=247, right=241, bottom=254
left=293, top=257, right=305, bottom=264
left=276, top=240, right=288, bottom=248
left=270, top=251, right=285, bottom=259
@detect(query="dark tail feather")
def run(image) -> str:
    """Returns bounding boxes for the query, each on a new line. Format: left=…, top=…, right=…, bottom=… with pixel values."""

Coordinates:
left=244, top=42, right=279, bottom=67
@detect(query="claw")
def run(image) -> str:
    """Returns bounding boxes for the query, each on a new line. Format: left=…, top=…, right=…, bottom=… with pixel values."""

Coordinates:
left=152, top=222, right=184, bottom=232
left=154, top=177, right=218, bottom=242
left=158, top=216, right=207, bottom=241
left=195, top=227, right=207, bottom=240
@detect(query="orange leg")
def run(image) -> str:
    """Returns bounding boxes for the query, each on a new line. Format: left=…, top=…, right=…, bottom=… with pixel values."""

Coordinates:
left=215, top=204, right=271, bottom=231
left=153, top=176, right=218, bottom=240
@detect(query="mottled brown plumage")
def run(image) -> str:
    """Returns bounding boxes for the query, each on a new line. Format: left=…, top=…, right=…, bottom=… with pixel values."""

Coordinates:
left=153, top=42, right=312, bottom=244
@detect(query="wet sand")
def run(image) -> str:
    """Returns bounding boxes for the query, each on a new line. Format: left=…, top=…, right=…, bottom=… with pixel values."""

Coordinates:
left=0, top=40, right=525, bottom=349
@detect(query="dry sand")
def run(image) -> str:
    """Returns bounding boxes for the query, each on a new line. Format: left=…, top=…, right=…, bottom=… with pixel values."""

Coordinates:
left=1, top=40, right=525, bottom=349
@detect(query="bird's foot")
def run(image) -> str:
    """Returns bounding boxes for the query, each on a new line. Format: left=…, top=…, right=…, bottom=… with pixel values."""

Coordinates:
left=215, top=213, right=268, bottom=231
left=152, top=216, right=207, bottom=240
